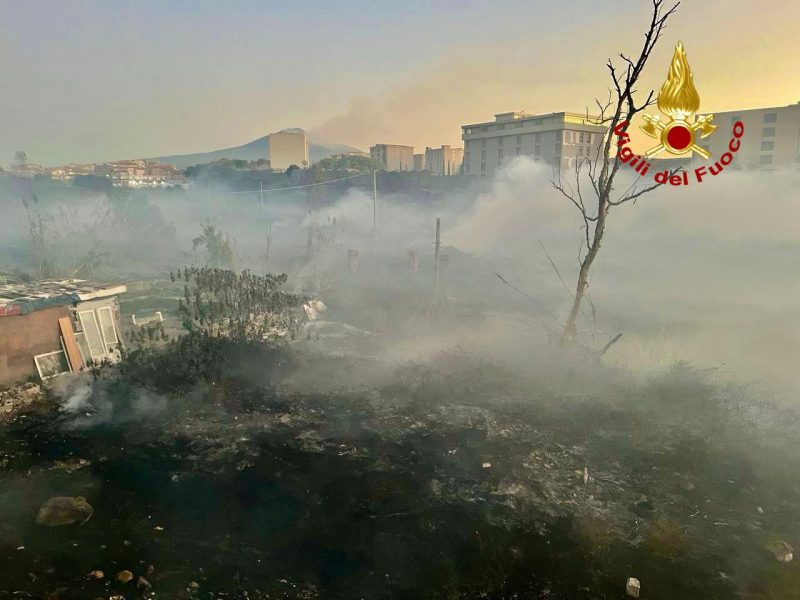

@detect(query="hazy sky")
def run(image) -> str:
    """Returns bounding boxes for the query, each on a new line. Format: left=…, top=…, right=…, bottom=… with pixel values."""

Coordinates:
left=1, top=0, right=798, bottom=166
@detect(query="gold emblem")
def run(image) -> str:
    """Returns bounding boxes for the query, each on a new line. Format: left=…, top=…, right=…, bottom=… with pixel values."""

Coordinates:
left=640, top=42, right=716, bottom=158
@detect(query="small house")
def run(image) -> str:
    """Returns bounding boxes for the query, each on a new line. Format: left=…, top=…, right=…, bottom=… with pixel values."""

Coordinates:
left=0, top=279, right=127, bottom=387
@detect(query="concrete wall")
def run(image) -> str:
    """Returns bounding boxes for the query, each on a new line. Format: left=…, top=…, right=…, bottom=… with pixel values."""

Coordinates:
left=0, top=306, right=69, bottom=388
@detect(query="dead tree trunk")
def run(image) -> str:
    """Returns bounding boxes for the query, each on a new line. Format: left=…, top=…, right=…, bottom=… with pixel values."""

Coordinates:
left=554, top=0, right=680, bottom=346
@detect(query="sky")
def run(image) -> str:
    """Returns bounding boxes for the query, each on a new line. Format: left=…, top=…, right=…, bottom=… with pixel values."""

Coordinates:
left=1, top=0, right=798, bottom=166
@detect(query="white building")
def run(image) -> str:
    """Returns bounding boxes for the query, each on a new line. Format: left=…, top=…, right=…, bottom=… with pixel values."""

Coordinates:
left=461, top=111, right=606, bottom=178
left=370, top=144, right=414, bottom=172
left=424, top=145, right=464, bottom=176
left=693, top=102, right=800, bottom=170
left=268, top=131, right=309, bottom=171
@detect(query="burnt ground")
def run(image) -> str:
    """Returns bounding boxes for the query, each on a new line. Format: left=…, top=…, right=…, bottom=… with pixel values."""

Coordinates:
left=1, top=345, right=800, bottom=599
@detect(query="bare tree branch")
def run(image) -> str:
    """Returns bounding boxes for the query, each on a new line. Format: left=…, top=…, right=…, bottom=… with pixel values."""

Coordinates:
left=549, top=0, right=680, bottom=347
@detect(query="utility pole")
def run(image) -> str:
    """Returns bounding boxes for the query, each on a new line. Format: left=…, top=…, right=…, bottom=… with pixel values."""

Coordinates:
left=372, top=170, right=378, bottom=242
left=434, top=217, right=441, bottom=303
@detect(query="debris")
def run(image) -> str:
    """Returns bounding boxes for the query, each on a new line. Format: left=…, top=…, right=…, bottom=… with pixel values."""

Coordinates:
left=626, top=577, right=641, bottom=598
left=583, top=466, right=589, bottom=485
left=765, top=540, right=793, bottom=562
left=116, top=570, right=134, bottom=583
left=89, top=570, right=104, bottom=580
left=189, top=581, right=200, bottom=591
left=154, top=525, right=164, bottom=531
left=757, top=506, right=764, bottom=515
left=36, top=496, right=94, bottom=526
left=482, top=462, right=492, bottom=469
left=51, top=458, right=91, bottom=473
left=136, top=575, right=152, bottom=591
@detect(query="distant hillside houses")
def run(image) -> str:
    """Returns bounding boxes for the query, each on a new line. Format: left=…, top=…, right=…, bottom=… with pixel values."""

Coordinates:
left=47, top=160, right=186, bottom=188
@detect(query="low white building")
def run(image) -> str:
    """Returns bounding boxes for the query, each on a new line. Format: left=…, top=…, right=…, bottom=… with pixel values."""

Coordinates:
left=462, top=111, right=606, bottom=178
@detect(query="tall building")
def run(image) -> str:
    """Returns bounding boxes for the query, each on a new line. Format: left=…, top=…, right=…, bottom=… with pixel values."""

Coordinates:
left=424, top=145, right=464, bottom=176
left=693, top=102, right=800, bottom=170
left=370, top=144, right=414, bottom=171
left=461, top=111, right=606, bottom=178
left=268, top=131, right=309, bottom=171
left=413, top=153, right=426, bottom=172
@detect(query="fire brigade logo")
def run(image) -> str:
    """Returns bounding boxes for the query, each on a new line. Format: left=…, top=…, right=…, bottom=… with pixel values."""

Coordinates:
left=640, top=42, right=716, bottom=158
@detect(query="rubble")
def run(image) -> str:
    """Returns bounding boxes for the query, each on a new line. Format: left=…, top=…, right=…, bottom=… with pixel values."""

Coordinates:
left=765, top=540, right=793, bottom=562
left=626, top=577, right=641, bottom=598
left=0, top=382, right=45, bottom=421
left=116, top=569, right=134, bottom=583
left=35, top=496, right=94, bottom=526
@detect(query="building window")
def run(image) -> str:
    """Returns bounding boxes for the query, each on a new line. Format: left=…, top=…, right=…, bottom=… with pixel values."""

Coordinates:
left=579, top=132, right=585, bottom=143
left=763, top=113, right=778, bottom=124
left=498, top=137, right=503, bottom=147
left=761, top=141, right=774, bottom=151
left=515, top=121, right=523, bottom=128
left=534, top=133, right=541, bottom=143
left=498, top=124, right=505, bottom=130
left=763, top=127, right=776, bottom=137
left=481, top=139, right=486, bottom=148
left=516, top=136, right=522, bottom=145
left=480, top=150, right=486, bottom=160
left=554, top=143, right=562, bottom=156
left=481, top=162, right=486, bottom=173
left=760, top=154, right=773, bottom=165
left=534, top=145, right=541, bottom=156
left=498, top=148, right=504, bottom=159
left=578, top=147, right=583, bottom=157
left=516, top=148, right=521, bottom=156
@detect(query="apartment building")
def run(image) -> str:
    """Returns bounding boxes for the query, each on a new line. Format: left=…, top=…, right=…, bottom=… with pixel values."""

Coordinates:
left=693, top=102, right=800, bottom=170
left=424, top=145, right=464, bottom=176
left=413, top=153, right=426, bottom=172
left=268, top=131, right=309, bottom=171
left=461, top=111, right=606, bottom=178
left=370, top=144, right=414, bottom=172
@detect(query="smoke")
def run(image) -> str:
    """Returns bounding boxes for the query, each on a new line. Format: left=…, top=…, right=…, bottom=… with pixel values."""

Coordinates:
left=50, top=372, right=168, bottom=428
left=2, top=154, right=798, bottom=405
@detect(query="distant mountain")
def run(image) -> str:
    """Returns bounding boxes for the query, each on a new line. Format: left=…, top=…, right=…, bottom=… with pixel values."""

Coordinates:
left=148, top=129, right=364, bottom=169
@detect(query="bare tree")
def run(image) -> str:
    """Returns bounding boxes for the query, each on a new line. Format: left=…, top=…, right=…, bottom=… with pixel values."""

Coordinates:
left=553, top=0, right=680, bottom=346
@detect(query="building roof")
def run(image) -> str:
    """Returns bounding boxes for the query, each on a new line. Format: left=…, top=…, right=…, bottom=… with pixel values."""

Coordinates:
left=0, top=279, right=127, bottom=317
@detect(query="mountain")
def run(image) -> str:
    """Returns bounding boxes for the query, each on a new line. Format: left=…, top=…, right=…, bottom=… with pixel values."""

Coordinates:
left=148, top=129, right=364, bottom=169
